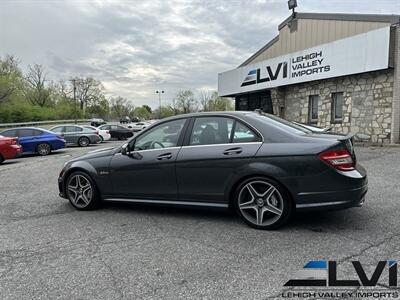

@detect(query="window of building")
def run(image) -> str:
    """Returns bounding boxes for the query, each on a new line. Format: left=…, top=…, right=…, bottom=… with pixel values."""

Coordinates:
left=331, top=92, right=344, bottom=123
left=308, top=95, right=319, bottom=124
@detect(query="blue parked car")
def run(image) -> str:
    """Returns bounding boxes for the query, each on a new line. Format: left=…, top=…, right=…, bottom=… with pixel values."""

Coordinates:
left=0, top=127, right=66, bottom=156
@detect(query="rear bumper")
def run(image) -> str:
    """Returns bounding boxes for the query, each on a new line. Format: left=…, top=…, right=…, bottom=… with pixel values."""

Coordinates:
left=295, top=184, right=368, bottom=211
left=2, top=145, right=23, bottom=159
left=292, top=163, right=368, bottom=212
left=90, top=135, right=101, bottom=144
left=52, top=139, right=66, bottom=150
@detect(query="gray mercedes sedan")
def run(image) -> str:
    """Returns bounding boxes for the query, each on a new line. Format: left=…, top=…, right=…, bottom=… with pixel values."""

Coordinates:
left=58, top=111, right=367, bottom=229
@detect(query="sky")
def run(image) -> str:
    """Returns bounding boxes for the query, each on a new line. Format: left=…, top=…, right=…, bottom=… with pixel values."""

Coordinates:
left=0, top=0, right=399, bottom=108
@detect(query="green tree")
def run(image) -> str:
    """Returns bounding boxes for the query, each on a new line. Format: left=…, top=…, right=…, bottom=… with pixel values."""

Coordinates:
left=0, top=55, right=24, bottom=103
left=174, top=90, right=198, bottom=114
left=133, top=106, right=152, bottom=120
left=200, top=91, right=233, bottom=111
left=152, top=105, right=175, bottom=119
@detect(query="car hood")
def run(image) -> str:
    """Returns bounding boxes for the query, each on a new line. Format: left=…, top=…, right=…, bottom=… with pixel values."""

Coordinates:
left=74, top=146, right=116, bottom=160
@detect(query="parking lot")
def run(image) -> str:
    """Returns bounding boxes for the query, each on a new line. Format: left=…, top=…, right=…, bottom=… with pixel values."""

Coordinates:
left=0, top=142, right=399, bottom=299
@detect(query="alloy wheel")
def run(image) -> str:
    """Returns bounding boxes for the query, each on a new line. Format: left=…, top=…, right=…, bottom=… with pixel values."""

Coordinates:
left=79, top=137, right=89, bottom=147
left=67, top=174, right=93, bottom=208
left=238, top=180, right=284, bottom=227
left=37, top=143, right=51, bottom=156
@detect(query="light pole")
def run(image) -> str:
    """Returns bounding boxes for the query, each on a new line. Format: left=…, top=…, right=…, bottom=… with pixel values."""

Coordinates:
left=71, top=79, right=77, bottom=124
left=155, top=90, right=164, bottom=119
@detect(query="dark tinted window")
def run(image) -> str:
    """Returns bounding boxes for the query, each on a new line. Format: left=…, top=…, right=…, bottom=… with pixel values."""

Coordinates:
left=32, top=129, right=43, bottom=136
left=51, top=126, right=63, bottom=133
left=190, top=117, right=233, bottom=146
left=1, top=129, right=17, bottom=137
left=233, top=122, right=259, bottom=143
left=255, top=113, right=312, bottom=134
left=65, top=126, right=82, bottom=132
left=308, top=95, right=319, bottom=123
left=18, top=129, right=35, bottom=137
left=331, top=92, right=343, bottom=122
left=99, top=125, right=110, bottom=130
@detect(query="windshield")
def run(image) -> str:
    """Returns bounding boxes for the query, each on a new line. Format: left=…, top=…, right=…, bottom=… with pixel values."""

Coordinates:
left=255, top=112, right=313, bottom=134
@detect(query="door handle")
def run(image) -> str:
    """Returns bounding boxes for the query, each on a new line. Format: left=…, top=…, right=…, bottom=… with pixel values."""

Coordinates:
left=157, top=153, right=173, bottom=160
left=223, top=147, right=243, bottom=155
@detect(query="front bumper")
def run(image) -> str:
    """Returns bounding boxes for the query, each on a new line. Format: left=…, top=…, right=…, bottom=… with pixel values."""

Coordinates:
left=58, top=176, right=67, bottom=198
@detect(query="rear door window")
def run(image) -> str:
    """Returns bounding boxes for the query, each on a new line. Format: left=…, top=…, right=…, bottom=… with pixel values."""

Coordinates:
left=189, top=117, right=233, bottom=146
left=18, top=129, right=35, bottom=137
left=1, top=129, right=17, bottom=137
left=32, top=129, right=43, bottom=136
left=51, top=126, right=64, bottom=133
left=232, top=122, right=259, bottom=143
left=65, top=126, right=82, bottom=133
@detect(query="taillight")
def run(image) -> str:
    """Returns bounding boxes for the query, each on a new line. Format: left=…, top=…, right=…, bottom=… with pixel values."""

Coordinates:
left=318, top=149, right=355, bottom=171
left=5, top=138, right=17, bottom=145
left=57, top=135, right=64, bottom=139
left=96, top=131, right=99, bottom=135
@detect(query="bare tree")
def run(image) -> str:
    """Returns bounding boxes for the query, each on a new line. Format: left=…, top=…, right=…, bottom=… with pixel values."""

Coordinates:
left=25, top=64, right=51, bottom=107
left=199, top=90, right=213, bottom=112
left=110, top=96, right=133, bottom=118
left=73, top=77, right=104, bottom=112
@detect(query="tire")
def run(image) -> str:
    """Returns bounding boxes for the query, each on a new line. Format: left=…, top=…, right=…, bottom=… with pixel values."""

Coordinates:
left=0, top=154, right=4, bottom=164
left=234, top=177, right=292, bottom=230
left=36, top=143, right=51, bottom=156
left=78, top=136, right=90, bottom=147
left=65, top=171, right=100, bottom=210
left=99, top=135, right=104, bottom=142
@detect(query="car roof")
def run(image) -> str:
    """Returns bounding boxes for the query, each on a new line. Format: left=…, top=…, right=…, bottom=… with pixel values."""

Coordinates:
left=0, top=127, right=57, bottom=135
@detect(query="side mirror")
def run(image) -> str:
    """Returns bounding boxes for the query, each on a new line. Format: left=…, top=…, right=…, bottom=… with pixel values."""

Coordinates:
left=121, top=143, right=131, bottom=155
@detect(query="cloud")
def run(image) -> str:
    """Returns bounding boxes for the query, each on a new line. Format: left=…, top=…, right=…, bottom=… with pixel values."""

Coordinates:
left=0, top=0, right=398, bottom=108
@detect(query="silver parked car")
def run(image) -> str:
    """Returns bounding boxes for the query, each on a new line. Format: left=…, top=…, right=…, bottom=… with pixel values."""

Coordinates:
left=49, top=125, right=101, bottom=147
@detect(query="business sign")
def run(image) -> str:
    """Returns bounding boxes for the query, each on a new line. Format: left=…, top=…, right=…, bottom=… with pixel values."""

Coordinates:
left=218, top=26, right=390, bottom=96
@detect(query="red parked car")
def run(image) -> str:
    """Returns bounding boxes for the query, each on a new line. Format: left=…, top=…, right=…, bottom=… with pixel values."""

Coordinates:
left=0, top=135, right=23, bottom=164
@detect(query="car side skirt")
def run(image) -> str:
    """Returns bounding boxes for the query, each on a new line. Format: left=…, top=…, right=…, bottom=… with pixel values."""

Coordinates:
left=103, top=198, right=229, bottom=208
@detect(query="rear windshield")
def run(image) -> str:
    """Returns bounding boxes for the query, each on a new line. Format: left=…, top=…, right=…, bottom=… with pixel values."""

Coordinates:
left=255, top=112, right=312, bottom=135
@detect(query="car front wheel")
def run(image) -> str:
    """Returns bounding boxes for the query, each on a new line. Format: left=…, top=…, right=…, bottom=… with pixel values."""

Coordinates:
left=66, top=171, right=99, bottom=210
left=234, top=177, right=292, bottom=230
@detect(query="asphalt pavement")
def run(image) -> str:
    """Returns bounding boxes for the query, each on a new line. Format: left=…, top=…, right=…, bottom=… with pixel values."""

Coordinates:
left=0, top=142, right=399, bottom=299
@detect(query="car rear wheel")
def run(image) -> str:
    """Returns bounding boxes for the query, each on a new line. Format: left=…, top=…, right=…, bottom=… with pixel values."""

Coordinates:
left=78, top=137, right=90, bottom=147
left=36, top=143, right=51, bottom=156
left=0, top=154, right=4, bottom=164
left=99, top=135, right=104, bottom=142
left=234, top=177, right=292, bottom=230
left=66, top=171, right=99, bottom=210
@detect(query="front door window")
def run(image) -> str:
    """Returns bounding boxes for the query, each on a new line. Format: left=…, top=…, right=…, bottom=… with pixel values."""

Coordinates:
left=133, top=119, right=186, bottom=150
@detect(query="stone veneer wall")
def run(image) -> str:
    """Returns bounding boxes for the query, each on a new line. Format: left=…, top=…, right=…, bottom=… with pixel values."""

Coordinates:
left=281, top=69, right=394, bottom=144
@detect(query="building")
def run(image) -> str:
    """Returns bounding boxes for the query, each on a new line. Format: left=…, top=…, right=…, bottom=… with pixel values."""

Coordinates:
left=218, top=13, right=400, bottom=144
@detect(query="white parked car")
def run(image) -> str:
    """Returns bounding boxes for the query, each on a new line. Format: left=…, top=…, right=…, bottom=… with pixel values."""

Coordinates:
left=126, top=122, right=150, bottom=132
left=83, top=125, right=111, bottom=142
